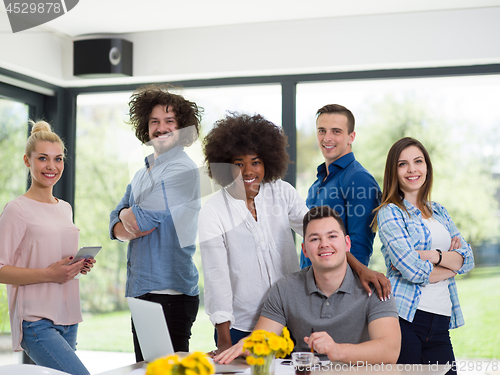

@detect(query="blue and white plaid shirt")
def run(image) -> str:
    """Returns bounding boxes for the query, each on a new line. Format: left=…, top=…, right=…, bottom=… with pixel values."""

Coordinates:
left=377, top=199, right=474, bottom=329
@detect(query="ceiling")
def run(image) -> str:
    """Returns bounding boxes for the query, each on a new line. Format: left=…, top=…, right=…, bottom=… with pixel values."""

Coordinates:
left=34, top=0, right=500, bottom=37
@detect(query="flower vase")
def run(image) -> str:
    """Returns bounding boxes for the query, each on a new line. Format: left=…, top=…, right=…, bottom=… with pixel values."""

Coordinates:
left=250, top=354, right=276, bottom=375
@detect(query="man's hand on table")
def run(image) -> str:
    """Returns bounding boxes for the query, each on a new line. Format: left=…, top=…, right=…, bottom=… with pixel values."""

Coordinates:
left=305, top=332, right=338, bottom=362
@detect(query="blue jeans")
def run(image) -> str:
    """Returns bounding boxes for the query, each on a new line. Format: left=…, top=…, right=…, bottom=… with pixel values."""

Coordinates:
left=398, top=310, right=456, bottom=375
left=21, top=319, right=89, bottom=375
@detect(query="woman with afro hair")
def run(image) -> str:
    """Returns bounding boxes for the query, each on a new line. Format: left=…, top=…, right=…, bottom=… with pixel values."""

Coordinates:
left=198, top=113, right=308, bottom=355
left=200, top=113, right=387, bottom=356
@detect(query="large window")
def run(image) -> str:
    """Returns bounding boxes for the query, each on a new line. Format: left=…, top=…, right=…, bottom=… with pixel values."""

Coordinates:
left=0, top=98, right=29, bottom=210
left=3, top=67, right=497, bottom=367
left=73, top=85, right=282, bottom=360
left=72, top=76, right=500, bottom=362
left=296, top=75, right=500, bottom=200
left=0, top=97, right=29, bottom=335
left=73, top=92, right=140, bottom=356
left=174, top=84, right=282, bottom=171
left=0, top=97, right=29, bottom=365
left=297, top=74, right=500, bottom=359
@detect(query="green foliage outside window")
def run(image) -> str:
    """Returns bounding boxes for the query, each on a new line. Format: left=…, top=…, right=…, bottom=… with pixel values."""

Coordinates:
left=0, top=98, right=28, bottom=333
left=75, top=101, right=141, bottom=313
left=355, top=94, right=500, bottom=245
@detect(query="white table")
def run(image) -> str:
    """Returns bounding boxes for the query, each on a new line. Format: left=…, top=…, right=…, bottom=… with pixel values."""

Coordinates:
left=96, top=359, right=450, bottom=375
left=310, top=362, right=450, bottom=375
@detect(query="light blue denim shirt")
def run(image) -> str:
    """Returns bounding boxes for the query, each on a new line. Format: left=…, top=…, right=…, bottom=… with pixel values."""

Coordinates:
left=377, top=199, right=474, bottom=329
left=109, top=145, right=200, bottom=297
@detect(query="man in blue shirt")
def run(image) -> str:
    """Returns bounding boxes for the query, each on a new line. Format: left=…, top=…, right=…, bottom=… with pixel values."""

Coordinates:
left=109, top=85, right=202, bottom=362
left=300, top=104, right=381, bottom=268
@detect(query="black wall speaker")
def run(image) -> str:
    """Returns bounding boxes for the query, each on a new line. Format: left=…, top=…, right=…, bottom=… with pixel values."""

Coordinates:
left=73, top=38, right=133, bottom=77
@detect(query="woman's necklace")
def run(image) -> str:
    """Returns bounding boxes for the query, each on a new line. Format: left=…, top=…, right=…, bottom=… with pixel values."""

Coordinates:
left=246, top=199, right=257, bottom=220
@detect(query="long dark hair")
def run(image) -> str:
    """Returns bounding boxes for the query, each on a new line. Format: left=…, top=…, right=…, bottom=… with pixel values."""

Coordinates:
left=372, top=137, right=433, bottom=231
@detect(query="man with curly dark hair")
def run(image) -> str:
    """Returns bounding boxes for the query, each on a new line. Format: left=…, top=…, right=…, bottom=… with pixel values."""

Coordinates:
left=198, top=113, right=309, bottom=355
left=109, top=85, right=202, bottom=361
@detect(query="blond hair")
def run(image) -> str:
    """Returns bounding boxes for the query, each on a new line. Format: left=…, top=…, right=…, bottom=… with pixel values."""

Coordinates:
left=25, top=120, right=66, bottom=157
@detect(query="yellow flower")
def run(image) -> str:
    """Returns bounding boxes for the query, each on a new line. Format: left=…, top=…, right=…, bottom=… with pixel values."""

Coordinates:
left=192, top=352, right=214, bottom=375
left=253, top=343, right=271, bottom=356
left=267, top=336, right=282, bottom=352
left=251, top=331, right=267, bottom=342
left=146, top=356, right=178, bottom=375
left=197, top=356, right=215, bottom=374
left=246, top=356, right=257, bottom=365
left=255, top=357, right=265, bottom=366
left=181, top=356, right=197, bottom=369
left=276, top=337, right=294, bottom=359
left=147, top=352, right=214, bottom=375
left=282, top=327, right=290, bottom=339
left=243, top=340, right=255, bottom=350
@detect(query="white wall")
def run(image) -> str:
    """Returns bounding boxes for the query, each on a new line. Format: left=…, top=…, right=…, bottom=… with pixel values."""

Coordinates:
left=1, top=6, right=500, bottom=88
left=0, top=10, right=72, bottom=86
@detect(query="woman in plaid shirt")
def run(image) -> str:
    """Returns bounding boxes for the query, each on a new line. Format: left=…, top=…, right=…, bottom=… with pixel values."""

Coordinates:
left=373, top=137, right=474, bottom=375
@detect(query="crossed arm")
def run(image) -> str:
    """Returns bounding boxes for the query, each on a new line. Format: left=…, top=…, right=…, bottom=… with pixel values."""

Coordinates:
left=390, top=237, right=464, bottom=284
left=416, top=237, right=464, bottom=283
left=110, top=183, right=156, bottom=242
left=214, top=316, right=400, bottom=365
left=378, top=204, right=472, bottom=285
left=112, top=208, right=155, bottom=241
left=414, top=236, right=465, bottom=283
left=111, top=164, right=199, bottom=241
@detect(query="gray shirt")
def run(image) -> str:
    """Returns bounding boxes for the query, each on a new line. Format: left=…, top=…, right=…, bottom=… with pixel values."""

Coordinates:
left=261, top=264, right=398, bottom=352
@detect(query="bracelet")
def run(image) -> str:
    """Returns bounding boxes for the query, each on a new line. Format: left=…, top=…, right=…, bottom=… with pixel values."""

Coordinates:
left=434, top=249, right=442, bottom=266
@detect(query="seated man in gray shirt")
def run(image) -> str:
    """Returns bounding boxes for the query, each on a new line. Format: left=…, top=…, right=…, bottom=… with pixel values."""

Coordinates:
left=215, top=206, right=400, bottom=365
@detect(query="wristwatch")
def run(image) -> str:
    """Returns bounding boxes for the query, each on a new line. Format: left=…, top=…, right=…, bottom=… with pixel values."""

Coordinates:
left=434, top=249, right=442, bottom=266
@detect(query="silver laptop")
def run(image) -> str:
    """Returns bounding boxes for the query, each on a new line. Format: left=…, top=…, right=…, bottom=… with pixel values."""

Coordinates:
left=127, top=297, right=246, bottom=373
left=127, top=297, right=175, bottom=362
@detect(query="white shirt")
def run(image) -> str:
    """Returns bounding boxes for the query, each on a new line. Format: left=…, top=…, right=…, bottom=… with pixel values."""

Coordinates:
left=199, top=180, right=308, bottom=331
left=418, top=217, right=453, bottom=316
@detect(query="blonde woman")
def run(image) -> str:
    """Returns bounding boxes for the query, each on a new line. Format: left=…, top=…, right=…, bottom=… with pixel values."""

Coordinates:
left=0, top=121, right=94, bottom=375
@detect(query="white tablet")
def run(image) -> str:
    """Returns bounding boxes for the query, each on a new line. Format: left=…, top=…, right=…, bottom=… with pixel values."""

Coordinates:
left=69, top=246, right=101, bottom=264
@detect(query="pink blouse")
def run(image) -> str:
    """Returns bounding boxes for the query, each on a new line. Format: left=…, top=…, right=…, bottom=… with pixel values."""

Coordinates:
left=0, top=196, right=82, bottom=351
